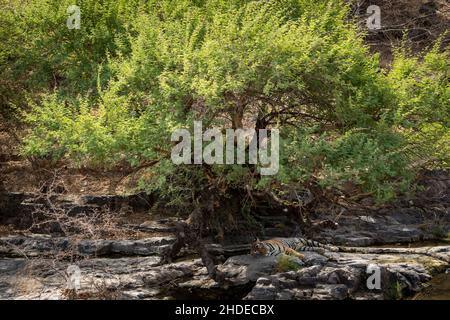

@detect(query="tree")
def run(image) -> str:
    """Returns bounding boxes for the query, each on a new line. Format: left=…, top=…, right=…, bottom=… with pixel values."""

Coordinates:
left=4, top=0, right=448, bottom=268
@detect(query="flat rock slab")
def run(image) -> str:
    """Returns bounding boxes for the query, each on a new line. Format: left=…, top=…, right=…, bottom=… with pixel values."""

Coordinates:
left=1, top=236, right=449, bottom=300
left=171, top=246, right=450, bottom=300
left=315, top=208, right=450, bottom=246
left=1, top=246, right=449, bottom=300
left=0, top=256, right=205, bottom=300
left=0, top=235, right=176, bottom=257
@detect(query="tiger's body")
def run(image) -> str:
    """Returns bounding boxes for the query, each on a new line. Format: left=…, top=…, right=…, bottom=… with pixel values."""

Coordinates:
left=251, top=237, right=339, bottom=259
left=251, top=237, right=416, bottom=259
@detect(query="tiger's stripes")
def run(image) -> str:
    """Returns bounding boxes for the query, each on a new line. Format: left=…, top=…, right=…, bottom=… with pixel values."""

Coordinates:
left=293, top=238, right=339, bottom=253
left=251, top=237, right=427, bottom=259
left=251, top=237, right=339, bottom=258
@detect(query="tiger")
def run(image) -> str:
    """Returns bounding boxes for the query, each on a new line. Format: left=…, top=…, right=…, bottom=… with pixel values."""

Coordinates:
left=250, top=237, right=339, bottom=259
left=251, top=237, right=421, bottom=259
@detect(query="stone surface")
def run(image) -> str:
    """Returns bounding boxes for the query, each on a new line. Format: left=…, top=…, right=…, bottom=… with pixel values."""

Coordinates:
left=317, top=210, right=450, bottom=246
left=0, top=255, right=204, bottom=300
left=1, top=170, right=449, bottom=300
left=1, top=239, right=449, bottom=300
left=0, top=235, right=176, bottom=257
left=217, top=255, right=279, bottom=285
left=1, top=232, right=449, bottom=300
left=242, top=247, right=450, bottom=300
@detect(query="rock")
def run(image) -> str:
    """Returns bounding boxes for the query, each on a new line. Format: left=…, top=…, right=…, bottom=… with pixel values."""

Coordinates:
left=0, top=256, right=203, bottom=300
left=108, top=237, right=175, bottom=256
left=79, top=256, right=162, bottom=272
left=244, top=277, right=278, bottom=300
left=0, top=235, right=176, bottom=257
left=0, top=192, right=156, bottom=229
left=0, top=192, right=34, bottom=227
left=359, top=216, right=376, bottom=223
left=315, top=198, right=450, bottom=245
left=217, top=255, right=278, bottom=285
left=0, top=258, right=25, bottom=274
left=311, top=284, right=348, bottom=300
left=136, top=220, right=177, bottom=233
left=205, top=244, right=251, bottom=258
left=344, top=237, right=375, bottom=247
left=143, top=259, right=204, bottom=286
left=302, top=252, right=329, bottom=266
left=317, top=266, right=361, bottom=290
left=1, top=243, right=450, bottom=300
left=239, top=245, right=450, bottom=300
left=80, top=193, right=153, bottom=211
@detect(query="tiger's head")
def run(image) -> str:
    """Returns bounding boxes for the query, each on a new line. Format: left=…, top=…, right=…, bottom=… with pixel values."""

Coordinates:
left=250, top=238, right=268, bottom=256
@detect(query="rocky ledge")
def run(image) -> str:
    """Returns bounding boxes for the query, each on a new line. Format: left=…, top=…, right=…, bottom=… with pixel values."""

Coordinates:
left=174, top=246, right=450, bottom=300
left=0, top=170, right=449, bottom=300
left=0, top=235, right=176, bottom=257
left=1, top=235, right=449, bottom=300
left=235, top=247, right=450, bottom=299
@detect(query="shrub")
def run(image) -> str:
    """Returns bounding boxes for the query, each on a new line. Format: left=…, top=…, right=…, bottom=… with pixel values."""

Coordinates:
left=0, top=0, right=142, bottom=118
left=276, top=254, right=303, bottom=272
left=388, top=44, right=450, bottom=168
left=13, top=0, right=449, bottom=207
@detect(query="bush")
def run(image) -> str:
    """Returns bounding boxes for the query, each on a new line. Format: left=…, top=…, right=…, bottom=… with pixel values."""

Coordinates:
left=388, top=45, right=450, bottom=168
left=276, top=254, right=303, bottom=272
left=10, top=0, right=449, bottom=206
left=0, top=0, right=141, bottom=119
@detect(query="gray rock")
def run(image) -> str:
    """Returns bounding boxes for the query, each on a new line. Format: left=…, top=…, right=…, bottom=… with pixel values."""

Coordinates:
left=242, top=246, right=450, bottom=300
left=316, top=203, right=450, bottom=245
left=0, top=235, right=176, bottom=257
left=136, top=220, right=177, bottom=233
left=217, top=255, right=278, bottom=285
left=0, top=256, right=202, bottom=300
left=302, top=252, right=329, bottom=266
left=205, top=244, right=251, bottom=258
left=311, top=284, right=348, bottom=300
left=0, top=258, right=26, bottom=274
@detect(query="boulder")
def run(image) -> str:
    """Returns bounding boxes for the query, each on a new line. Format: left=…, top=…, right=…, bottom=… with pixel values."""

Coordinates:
left=217, top=255, right=278, bottom=285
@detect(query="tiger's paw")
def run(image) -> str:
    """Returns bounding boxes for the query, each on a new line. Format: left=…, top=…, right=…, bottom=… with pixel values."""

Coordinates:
left=286, top=248, right=305, bottom=259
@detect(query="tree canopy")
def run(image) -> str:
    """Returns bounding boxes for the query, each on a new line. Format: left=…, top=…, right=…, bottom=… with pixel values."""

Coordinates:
left=1, top=0, right=448, bottom=206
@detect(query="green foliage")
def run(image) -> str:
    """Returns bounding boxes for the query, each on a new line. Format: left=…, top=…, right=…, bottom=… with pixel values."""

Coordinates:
left=276, top=254, right=303, bottom=272
left=430, top=225, right=449, bottom=239
left=23, top=92, right=175, bottom=167
left=386, top=281, right=404, bottom=300
left=0, top=0, right=141, bottom=117
left=278, top=127, right=414, bottom=202
left=2, top=0, right=447, bottom=205
left=139, top=160, right=209, bottom=209
left=387, top=45, right=450, bottom=168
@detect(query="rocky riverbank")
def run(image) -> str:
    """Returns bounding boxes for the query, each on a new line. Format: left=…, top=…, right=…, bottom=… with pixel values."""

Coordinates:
left=0, top=169, right=449, bottom=300
left=1, top=236, right=449, bottom=300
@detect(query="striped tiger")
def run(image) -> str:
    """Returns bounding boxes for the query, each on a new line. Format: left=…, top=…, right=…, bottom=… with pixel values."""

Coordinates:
left=250, top=237, right=339, bottom=258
